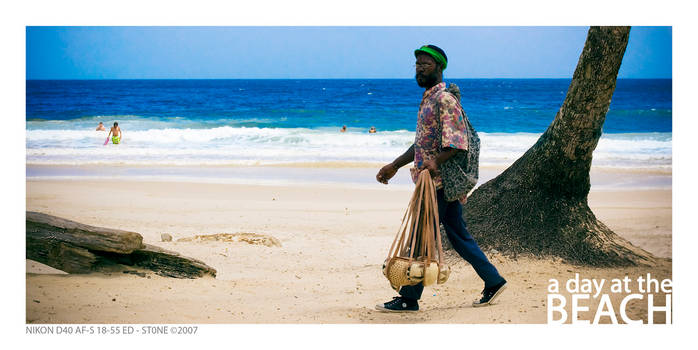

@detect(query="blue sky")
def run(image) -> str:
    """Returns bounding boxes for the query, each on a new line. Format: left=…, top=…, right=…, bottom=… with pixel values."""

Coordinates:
left=26, top=26, right=671, bottom=79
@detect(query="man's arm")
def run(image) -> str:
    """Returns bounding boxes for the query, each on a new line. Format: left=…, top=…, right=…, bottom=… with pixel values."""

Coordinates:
left=376, top=144, right=415, bottom=184
left=391, top=144, right=415, bottom=170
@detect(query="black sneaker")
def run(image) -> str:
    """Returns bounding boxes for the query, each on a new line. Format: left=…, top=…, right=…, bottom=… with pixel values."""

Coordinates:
left=472, top=280, right=507, bottom=307
left=375, top=296, right=419, bottom=312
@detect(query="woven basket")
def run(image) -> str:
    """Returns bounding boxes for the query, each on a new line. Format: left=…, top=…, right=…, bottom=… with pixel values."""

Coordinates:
left=383, top=257, right=449, bottom=289
left=438, top=264, right=451, bottom=284
left=382, top=170, right=449, bottom=291
left=383, top=257, right=416, bottom=288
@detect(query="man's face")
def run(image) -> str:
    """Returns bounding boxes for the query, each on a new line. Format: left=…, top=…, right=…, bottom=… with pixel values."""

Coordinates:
left=415, top=53, right=440, bottom=88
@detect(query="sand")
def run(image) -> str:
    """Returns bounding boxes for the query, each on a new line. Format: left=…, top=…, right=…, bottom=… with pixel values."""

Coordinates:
left=25, top=175, right=672, bottom=324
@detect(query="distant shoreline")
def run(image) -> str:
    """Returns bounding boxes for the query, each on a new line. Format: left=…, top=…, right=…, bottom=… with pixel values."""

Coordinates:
left=26, top=163, right=672, bottom=191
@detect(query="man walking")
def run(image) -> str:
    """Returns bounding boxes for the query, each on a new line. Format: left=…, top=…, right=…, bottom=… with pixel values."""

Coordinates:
left=375, top=45, right=507, bottom=312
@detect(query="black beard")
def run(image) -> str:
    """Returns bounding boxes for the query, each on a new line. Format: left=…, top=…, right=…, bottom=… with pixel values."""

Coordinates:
left=415, top=73, right=438, bottom=88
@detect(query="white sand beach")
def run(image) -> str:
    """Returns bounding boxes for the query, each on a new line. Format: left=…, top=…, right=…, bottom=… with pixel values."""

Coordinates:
left=25, top=166, right=671, bottom=324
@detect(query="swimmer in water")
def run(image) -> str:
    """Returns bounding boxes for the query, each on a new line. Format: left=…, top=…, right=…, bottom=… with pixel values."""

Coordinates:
left=369, top=126, right=377, bottom=133
left=107, top=122, right=123, bottom=144
left=96, top=122, right=106, bottom=131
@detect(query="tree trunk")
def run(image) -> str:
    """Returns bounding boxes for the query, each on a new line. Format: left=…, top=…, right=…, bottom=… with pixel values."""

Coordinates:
left=462, top=26, right=655, bottom=266
left=26, top=211, right=144, bottom=254
left=26, top=211, right=217, bottom=278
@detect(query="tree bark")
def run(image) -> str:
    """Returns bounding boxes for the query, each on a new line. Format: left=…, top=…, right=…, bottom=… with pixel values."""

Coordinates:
left=26, top=211, right=144, bottom=254
left=129, top=244, right=218, bottom=278
left=26, top=212, right=217, bottom=278
left=462, top=26, right=656, bottom=266
left=26, top=236, right=97, bottom=273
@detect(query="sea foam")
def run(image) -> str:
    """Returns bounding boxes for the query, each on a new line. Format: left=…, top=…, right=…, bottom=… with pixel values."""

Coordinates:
left=26, top=127, right=672, bottom=170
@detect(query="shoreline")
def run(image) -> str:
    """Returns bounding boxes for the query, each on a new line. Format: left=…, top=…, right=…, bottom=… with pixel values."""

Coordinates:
left=26, top=162, right=674, bottom=172
left=26, top=164, right=672, bottom=191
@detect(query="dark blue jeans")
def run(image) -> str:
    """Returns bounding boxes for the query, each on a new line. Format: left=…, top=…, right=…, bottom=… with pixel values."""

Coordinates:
left=399, top=188, right=505, bottom=300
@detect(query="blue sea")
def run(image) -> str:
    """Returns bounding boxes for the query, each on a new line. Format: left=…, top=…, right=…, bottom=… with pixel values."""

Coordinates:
left=26, top=79, right=671, bottom=170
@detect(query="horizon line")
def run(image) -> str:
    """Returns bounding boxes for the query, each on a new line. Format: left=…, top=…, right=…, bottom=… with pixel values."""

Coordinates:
left=26, top=77, right=672, bottom=81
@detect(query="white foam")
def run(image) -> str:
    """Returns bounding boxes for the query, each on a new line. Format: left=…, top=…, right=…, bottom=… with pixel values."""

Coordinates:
left=26, top=127, right=672, bottom=169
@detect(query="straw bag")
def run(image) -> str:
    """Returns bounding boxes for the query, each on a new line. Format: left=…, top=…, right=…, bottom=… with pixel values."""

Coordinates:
left=382, top=170, right=450, bottom=291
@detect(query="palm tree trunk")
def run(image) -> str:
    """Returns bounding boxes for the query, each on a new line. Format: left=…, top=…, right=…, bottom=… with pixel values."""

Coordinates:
left=462, top=26, right=655, bottom=266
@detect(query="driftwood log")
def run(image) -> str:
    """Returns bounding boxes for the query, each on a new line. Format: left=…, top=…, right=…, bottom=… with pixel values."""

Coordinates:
left=26, top=211, right=216, bottom=278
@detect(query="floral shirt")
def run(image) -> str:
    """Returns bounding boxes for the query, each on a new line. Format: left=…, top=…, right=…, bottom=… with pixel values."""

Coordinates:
left=410, top=82, right=469, bottom=188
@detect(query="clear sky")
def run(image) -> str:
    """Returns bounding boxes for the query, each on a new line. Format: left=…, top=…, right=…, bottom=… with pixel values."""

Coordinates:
left=25, top=26, right=671, bottom=79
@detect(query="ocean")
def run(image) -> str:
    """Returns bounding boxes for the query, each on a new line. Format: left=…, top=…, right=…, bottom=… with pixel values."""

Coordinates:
left=26, top=79, right=671, bottom=171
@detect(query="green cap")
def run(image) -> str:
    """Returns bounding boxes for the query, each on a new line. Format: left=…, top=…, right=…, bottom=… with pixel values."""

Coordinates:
left=414, top=45, right=448, bottom=71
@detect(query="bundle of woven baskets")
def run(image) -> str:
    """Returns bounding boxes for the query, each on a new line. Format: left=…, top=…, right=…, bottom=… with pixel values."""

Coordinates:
left=382, top=170, right=450, bottom=291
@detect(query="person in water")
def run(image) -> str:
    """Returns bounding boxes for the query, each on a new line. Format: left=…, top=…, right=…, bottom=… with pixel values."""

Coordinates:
left=96, top=122, right=106, bottom=131
left=341, top=125, right=347, bottom=132
left=369, top=126, right=377, bottom=133
left=107, top=122, right=123, bottom=144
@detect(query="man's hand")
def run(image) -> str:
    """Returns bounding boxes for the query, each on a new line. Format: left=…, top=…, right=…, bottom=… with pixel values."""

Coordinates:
left=420, top=159, right=439, bottom=178
left=376, top=163, right=398, bottom=184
